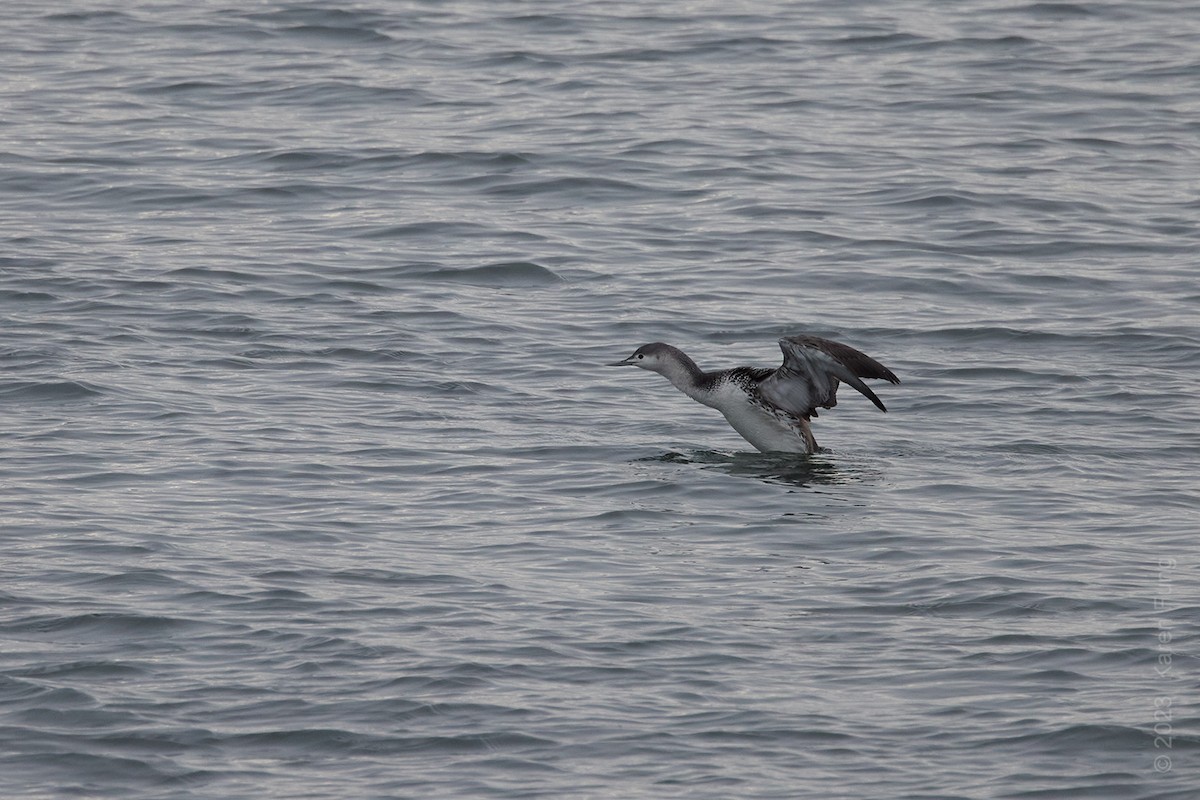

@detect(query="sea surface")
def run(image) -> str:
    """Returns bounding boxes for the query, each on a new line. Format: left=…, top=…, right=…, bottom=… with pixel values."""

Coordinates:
left=1, top=1, right=1197, bottom=798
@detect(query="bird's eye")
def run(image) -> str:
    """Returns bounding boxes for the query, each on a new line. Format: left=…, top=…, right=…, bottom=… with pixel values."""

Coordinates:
left=637, top=354, right=644, bottom=359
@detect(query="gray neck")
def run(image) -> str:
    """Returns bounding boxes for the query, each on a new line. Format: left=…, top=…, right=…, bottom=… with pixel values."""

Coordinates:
left=657, top=347, right=709, bottom=401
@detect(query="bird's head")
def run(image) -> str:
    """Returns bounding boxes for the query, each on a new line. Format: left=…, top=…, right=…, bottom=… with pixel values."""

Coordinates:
left=607, top=342, right=676, bottom=374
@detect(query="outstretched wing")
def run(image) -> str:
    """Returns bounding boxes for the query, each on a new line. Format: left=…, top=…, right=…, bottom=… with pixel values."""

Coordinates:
left=757, top=335, right=900, bottom=419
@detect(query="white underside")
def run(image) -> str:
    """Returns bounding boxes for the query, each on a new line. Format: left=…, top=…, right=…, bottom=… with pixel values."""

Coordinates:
left=698, top=381, right=811, bottom=454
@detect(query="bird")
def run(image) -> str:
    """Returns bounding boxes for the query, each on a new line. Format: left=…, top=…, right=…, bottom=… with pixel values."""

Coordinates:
left=608, top=335, right=899, bottom=454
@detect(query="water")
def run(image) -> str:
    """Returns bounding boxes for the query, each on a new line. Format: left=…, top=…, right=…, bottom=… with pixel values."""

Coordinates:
left=2, top=1, right=1197, bottom=797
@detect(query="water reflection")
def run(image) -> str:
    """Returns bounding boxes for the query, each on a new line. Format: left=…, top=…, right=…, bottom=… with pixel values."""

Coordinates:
left=640, top=449, right=880, bottom=489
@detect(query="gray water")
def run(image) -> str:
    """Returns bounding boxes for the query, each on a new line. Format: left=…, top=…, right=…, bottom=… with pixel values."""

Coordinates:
left=2, top=1, right=1198, bottom=798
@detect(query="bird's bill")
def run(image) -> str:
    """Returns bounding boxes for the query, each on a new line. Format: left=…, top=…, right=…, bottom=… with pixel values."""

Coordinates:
left=606, top=356, right=635, bottom=366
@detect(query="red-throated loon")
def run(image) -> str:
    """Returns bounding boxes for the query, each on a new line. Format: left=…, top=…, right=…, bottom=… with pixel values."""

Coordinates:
left=608, top=335, right=900, bottom=454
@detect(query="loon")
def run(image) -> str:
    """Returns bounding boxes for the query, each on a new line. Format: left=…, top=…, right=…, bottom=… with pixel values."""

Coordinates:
left=608, top=335, right=900, bottom=454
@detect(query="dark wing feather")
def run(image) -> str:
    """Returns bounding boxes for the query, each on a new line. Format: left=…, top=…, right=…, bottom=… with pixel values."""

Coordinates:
left=788, top=335, right=900, bottom=385
left=757, top=335, right=899, bottom=418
